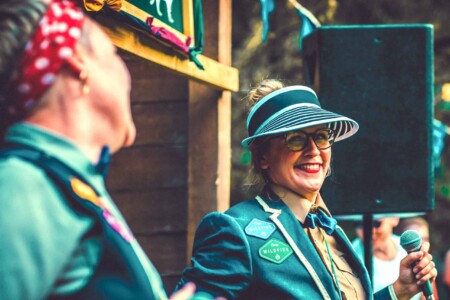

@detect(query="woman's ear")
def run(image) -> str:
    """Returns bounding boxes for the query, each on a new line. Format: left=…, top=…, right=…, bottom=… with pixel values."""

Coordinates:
left=250, top=141, right=270, bottom=170
left=65, top=44, right=87, bottom=76
left=64, top=45, right=91, bottom=95
left=259, top=155, right=269, bottom=170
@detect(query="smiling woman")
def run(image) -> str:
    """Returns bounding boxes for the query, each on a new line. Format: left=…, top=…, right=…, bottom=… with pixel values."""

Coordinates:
left=175, top=79, right=438, bottom=300
left=243, top=80, right=357, bottom=199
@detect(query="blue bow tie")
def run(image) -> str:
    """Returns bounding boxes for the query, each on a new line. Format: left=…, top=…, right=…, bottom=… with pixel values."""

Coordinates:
left=304, top=209, right=337, bottom=235
left=95, top=146, right=111, bottom=178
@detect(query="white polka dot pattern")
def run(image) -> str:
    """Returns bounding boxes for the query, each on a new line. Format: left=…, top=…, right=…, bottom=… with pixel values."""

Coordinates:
left=35, top=57, right=49, bottom=69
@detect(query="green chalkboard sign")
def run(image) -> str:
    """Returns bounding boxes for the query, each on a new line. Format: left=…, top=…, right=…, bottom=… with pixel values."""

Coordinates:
left=128, top=0, right=184, bottom=32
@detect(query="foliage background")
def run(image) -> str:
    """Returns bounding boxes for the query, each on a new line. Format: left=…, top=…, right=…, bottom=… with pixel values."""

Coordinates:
left=230, top=0, right=450, bottom=295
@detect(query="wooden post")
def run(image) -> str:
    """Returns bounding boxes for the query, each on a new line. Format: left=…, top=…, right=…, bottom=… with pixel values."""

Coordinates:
left=217, top=0, right=232, bottom=212
left=187, top=0, right=234, bottom=260
left=187, top=81, right=220, bottom=260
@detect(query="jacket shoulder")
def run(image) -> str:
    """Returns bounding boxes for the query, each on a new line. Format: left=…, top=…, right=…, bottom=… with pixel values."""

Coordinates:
left=225, top=198, right=261, bottom=216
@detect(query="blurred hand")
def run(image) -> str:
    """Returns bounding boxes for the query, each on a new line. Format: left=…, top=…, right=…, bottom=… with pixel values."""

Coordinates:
left=169, top=283, right=227, bottom=300
left=169, top=282, right=196, bottom=300
left=393, top=241, right=437, bottom=300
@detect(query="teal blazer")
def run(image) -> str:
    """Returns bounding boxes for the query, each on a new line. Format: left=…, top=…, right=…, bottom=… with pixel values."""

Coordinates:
left=177, top=195, right=394, bottom=300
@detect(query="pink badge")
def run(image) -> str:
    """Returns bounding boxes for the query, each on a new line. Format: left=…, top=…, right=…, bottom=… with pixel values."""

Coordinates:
left=102, top=209, right=135, bottom=243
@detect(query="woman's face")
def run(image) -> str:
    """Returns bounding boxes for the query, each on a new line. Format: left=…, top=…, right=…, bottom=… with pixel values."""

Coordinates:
left=84, top=20, right=136, bottom=151
left=371, top=217, right=399, bottom=247
left=260, top=125, right=331, bottom=200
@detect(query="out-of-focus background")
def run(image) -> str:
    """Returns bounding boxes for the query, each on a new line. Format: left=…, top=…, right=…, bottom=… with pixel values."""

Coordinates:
left=229, top=0, right=450, bottom=297
left=231, top=0, right=450, bottom=296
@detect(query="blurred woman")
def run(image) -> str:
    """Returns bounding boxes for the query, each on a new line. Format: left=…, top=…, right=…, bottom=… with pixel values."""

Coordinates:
left=0, top=1, right=194, bottom=299
left=352, top=217, right=409, bottom=294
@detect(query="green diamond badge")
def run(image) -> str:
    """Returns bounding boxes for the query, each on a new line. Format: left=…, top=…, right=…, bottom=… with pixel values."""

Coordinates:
left=259, top=238, right=293, bottom=264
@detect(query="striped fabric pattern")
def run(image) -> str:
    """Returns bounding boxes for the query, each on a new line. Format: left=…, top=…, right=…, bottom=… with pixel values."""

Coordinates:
left=242, top=86, right=359, bottom=148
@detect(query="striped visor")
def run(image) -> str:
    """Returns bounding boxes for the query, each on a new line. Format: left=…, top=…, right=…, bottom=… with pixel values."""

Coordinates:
left=242, top=85, right=359, bottom=149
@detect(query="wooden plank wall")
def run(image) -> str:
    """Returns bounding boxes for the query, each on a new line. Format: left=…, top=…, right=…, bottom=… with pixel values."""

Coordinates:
left=106, top=0, right=233, bottom=294
left=187, top=0, right=232, bottom=260
left=107, top=52, right=189, bottom=292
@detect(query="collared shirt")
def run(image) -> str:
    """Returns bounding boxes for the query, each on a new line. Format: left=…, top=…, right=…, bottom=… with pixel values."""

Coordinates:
left=272, top=184, right=366, bottom=300
left=0, top=123, right=167, bottom=299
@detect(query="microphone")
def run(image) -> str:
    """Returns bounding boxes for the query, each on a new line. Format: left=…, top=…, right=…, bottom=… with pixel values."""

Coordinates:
left=400, top=230, right=434, bottom=300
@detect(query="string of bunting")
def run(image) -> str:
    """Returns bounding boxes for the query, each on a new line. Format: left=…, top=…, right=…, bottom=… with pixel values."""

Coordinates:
left=259, top=0, right=320, bottom=51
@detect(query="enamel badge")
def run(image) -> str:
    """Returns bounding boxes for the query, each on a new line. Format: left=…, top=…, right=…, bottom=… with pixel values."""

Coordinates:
left=70, top=177, right=134, bottom=243
left=103, top=210, right=134, bottom=243
left=70, top=177, right=104, bottom=208
left=245, top=218, right=276, bottom=239
left=259, top=238, right=293, bottom=264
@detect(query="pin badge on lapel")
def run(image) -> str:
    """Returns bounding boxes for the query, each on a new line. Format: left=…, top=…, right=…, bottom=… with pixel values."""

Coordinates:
left=103, top=210, right=135, bottom=243
left=71, top=177, right=134, bottom=243
left=259, top=238, right=293, bottom=264
left=70, top=177, right=104, bottom=208
left=245, top=218, right=276, bottom=239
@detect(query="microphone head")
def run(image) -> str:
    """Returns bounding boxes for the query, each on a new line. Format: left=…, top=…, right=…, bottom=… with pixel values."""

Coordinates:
left=400, top=229, right=422, bottom=253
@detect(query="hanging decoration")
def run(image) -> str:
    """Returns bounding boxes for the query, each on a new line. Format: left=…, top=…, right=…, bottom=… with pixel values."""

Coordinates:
left=292, top=1, right=321, bottom=51
left=259, top=0, right=320, bottom=51
left=81, top=0, right=204, bottom=70
left=188, top=0, right=205, bottom=70
left=146, top=17, right=191, bottom=54
left=259, top=0, right=275, bottom=43
left=83, top=0, right=122, bottom=12
left=433, top=118, right=450, bottom=175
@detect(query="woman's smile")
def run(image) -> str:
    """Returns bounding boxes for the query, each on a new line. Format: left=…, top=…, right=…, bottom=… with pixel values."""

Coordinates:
left=294, top=163, right=322, bottom=173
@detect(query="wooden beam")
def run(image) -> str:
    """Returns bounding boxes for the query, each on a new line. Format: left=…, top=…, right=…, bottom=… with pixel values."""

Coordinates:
left=97, top=4, right=239, bottom=92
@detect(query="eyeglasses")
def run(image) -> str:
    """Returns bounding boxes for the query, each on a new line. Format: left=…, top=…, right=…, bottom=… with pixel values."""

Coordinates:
left=283, top=128, right=336, bottom=152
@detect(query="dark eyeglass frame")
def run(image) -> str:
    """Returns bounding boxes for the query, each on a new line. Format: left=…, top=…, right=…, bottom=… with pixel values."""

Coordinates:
left=283, top=128, right=336, bottom=152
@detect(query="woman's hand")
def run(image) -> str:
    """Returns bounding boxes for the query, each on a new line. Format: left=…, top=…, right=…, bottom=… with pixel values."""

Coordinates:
left=169, top=283, right=227, bottom=300
left=169, top=282, right=196, bottom=300
left=392, top=241, right=437, bottom=300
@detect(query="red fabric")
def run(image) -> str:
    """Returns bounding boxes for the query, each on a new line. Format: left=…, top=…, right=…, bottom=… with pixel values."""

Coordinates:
left=9, top=0, right=84, bottom=116
left=146, top=17, right=191, bottom=54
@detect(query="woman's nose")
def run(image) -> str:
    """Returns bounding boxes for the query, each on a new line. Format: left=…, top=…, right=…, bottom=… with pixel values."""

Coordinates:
left=303, top=136, right=320, bottom=154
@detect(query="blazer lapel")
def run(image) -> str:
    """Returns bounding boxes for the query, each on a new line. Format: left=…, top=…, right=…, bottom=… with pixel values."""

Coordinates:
left=255, top=196, right=339, bottom=300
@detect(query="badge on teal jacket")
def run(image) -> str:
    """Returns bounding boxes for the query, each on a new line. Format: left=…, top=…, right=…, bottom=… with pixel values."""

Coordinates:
left=245, top=218, right=276, bottom=239
left=259, top=239, right=293, bottom=264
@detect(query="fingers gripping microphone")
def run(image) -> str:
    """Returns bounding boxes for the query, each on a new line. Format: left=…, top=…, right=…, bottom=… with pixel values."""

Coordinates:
left=400, top=230, right=434, bottom=300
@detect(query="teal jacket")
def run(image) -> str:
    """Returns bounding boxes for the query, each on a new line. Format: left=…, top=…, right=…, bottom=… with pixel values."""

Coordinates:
left=177, top=194, right=394, bottom=300
left=0, top=123, right=167, bottom=299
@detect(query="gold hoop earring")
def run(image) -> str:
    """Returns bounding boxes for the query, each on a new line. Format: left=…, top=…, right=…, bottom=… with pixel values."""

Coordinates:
left=79, top=69, right=90, bottom=95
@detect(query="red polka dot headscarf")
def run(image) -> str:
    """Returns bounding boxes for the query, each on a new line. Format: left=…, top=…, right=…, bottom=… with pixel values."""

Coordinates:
left=8, top=0, right=85, bottom=117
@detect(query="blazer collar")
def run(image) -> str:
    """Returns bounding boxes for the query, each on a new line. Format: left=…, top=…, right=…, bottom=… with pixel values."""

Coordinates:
left=256, top=192, right=373, bottom=299
left=270, top=184, right=333, bottom=223
left=255, top=193, right=339, bottom=300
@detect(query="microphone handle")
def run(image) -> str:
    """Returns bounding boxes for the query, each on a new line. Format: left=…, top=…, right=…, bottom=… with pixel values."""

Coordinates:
left=421, top=280, right=433, bottom=298
left=412, top=260, right=433, bottom=298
